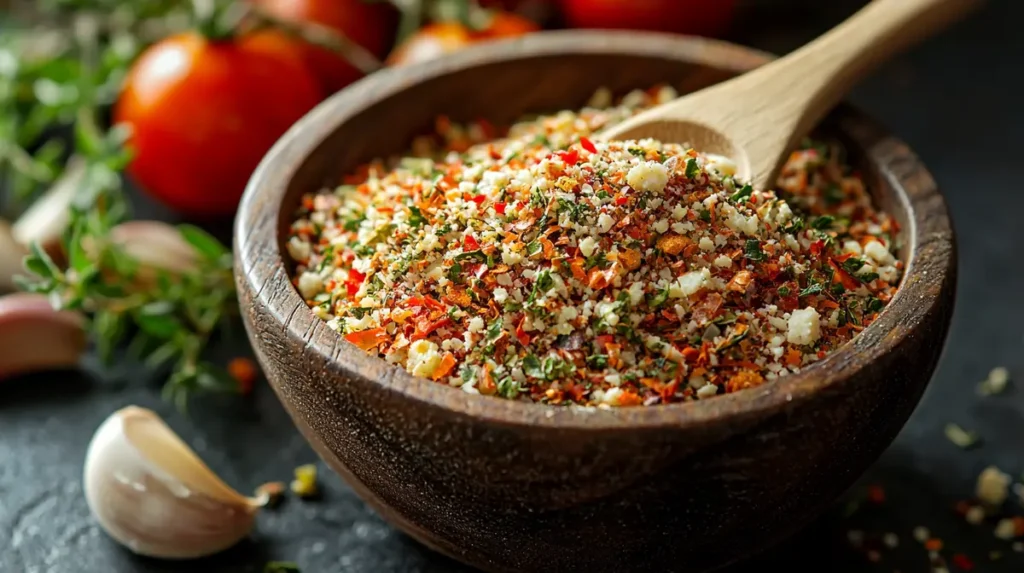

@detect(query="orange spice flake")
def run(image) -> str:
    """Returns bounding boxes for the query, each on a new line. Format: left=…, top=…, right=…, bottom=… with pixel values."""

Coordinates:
left=287, top=85, right=902, bottom=408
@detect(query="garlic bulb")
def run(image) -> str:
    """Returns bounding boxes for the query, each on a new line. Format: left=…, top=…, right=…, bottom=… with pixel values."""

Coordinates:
left=0, top=220, right=29, bottom=292
left=12, top=156, right=85, bottom=261
left=84, top=406, right=265, bottom=559
left=109, top=221, right=200, bottom=276
left=0, top=293, right=86, bottom=379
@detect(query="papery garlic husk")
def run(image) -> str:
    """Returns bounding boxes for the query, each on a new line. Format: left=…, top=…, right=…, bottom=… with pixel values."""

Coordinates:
left=0, top=220, right=29, bottom=292
left=109, top=221, right=200, bottom=276
left=0, top=293, right=86, bottom=379
left=12, top=156, right=85, bottom=262
left=84, top=406, right=264, bottom=559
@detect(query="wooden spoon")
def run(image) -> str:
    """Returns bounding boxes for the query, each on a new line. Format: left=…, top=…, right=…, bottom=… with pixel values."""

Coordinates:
left=599, top=0, right=981, bottom=191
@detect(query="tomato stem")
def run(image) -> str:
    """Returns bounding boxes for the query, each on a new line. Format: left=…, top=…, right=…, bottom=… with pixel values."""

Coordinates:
left=245, top=6, right=385, bottom=75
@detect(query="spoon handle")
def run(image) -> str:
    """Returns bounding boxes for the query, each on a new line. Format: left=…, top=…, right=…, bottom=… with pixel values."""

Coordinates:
left=755, top=0, right=980, bottom=132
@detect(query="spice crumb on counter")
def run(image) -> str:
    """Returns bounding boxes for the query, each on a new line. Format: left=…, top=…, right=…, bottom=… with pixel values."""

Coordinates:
left=288, top=85, right=902, bottom=407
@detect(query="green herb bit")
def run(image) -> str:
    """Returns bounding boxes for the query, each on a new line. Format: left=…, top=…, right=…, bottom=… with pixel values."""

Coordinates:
left=810, top=215, right=835, bottom=230
left=743, top=239, right=765, bottom=262
left=777, top=286, right=791, bottom=297
left=799, top=283, right=824, bottom=297
left=264, top=562, right=301, bottom=573
left=730, top=184, right=754, bottom=203
left=407, top=205, right=426, bottom=227
left=841, top=257, right=865, bottom=274
left=684, top=157, right=700, bottom=179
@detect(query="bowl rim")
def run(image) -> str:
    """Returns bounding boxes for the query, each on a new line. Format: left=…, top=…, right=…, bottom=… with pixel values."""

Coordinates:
left=236, top=30, right=956, bottom=431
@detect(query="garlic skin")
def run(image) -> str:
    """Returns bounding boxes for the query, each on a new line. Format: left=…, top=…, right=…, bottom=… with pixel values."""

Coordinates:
left=109, top=221, right=200, bottom=276
left=12, top=156, right=85, bottom=261
left=84, top=406, right=263, bottom=559
left=0, top=220, right=29, bottom=292
left=0, top=293, right=86, bottom=379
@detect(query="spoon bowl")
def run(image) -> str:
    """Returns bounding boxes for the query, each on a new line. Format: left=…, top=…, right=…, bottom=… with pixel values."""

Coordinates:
left=236, top=31, right=956, bottom=573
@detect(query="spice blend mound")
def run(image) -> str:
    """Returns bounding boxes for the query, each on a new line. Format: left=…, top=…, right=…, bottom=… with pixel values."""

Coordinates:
left=287, top=86, right=902, bottom=407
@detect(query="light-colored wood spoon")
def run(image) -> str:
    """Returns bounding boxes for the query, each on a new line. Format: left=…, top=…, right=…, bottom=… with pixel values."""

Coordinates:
left=599, top=0, right=981, bottom=191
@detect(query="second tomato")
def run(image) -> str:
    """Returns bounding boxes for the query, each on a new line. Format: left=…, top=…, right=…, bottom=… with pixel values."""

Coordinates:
left=254, top=0, right=399, bottom=94
left=559, top=0, right=737, bottom=37
left=387, top=12, right=540, bottom=67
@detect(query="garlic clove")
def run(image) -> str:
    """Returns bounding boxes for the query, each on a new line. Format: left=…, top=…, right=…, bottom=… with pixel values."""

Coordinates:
left=12, top=156, right=85, bottom=262
left=84, top=406, right=264, bottom=560
left=0, top=220, right=30, bottom=293
left=0, top=292, right=86, bottom=379
left=108, top=221, right=201, bottom=281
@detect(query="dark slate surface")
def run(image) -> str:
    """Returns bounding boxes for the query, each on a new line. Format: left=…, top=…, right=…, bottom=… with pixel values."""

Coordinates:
left=2, top=1, right=1022, bottom=571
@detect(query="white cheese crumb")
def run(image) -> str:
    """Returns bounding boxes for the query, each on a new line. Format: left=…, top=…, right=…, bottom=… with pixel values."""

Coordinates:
left=297, top=272, right=323, bottom=300
left=864, top=240, right=896, bottom=266
left=597, top=212, right=616, bottom=234
left=713, top=254, right=732, bottom=268
left=493, top=287, right=509, bottom=303
left=977, top=466, right=1011, bottom=507
left=468, top=316, right=485, bottom=333
left=672, top=204, right=688, bottom=220
left=625, top=160, right=670, bottom=193
left=786, top=307, right=821, bottom=346
left=696, top=383, right=719, bottom=399
left=286, top=237, right=311, bottom=262
left=673, top=268, right=712, bottom=298
left=699, top=237, right=715, bottom=251
left=406, top=339, right=441, bottom=378
left=652, top=219, right=670, bottom=234
left=579, top=236, right=598, bottom=258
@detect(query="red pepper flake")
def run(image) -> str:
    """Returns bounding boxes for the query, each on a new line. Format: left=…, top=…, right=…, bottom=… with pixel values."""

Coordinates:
left=470, top=194, right=487, bottom=206
left=614, top=195, right=629, bottom=206
left=867, top=484, right=886, bottom=504
left=925, top=538, right=944, bottom=552
left=557, top=149, right=580, bottom=166
left=464, top=234, right=480, bottom=251
left=952, top=553, right=975, bottom=571
left=495, top=201, right=506, bottom=215
left=227, top=357, right=259, bottom=395
left=580, top=137, right=597, bottom=153
left=346, top=268, right=366, bottom=296
left=809, top=240, right=826, bottom=257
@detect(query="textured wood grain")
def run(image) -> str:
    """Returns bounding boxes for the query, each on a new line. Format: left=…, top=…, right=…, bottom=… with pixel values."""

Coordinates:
left=234, top=31, right=956, bottom=573
left=601, top=0, right=979, bottom=191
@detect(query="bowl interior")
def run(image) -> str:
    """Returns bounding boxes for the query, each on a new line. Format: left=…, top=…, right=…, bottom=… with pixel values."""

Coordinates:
left=275, top=48, right=911, bottom=276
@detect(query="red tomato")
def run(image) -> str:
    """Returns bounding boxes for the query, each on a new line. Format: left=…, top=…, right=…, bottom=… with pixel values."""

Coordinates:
left=559, top=0, right=737, bottom=37
left=254, top=0, right=399, bottom=94
left=115, top=31, right=322, bottom=218
left=387, top=12, right=540, bottom=67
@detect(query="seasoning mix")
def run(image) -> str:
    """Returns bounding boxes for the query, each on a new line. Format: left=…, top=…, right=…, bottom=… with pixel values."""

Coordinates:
left=287, top=85, right=903, bottom=407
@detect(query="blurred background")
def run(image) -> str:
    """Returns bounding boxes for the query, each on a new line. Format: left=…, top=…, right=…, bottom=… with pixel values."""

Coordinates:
left=1, top=0, right=1021, bottom=572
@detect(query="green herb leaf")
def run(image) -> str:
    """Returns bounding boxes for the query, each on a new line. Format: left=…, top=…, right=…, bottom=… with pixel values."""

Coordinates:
left=810, top=215, right=835, bottom=230
left=841, top=257, right=865, bottom=274
left=408, top=205, right=426, bottom=227
left=264, top=561, right=301, bottom=573
left=685, top=157, right=700, bottom=179
left=730, top=184, right=753, bottom=202
left=179, top=224, right=228, bottom=262
left=743, top=239, right=765, bottom=261
left=523, top=354, right=544, bottom=379
left=135, top=302, right=182, bottom=339
left=799, top=283, right=824, bottom=297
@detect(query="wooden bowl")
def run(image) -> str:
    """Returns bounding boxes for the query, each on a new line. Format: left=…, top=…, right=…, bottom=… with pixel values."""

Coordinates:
left=235, top=31, right=956, bottom=573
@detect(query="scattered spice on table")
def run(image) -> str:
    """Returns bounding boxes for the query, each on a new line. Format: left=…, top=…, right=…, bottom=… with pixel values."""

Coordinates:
left=977, top=366, right=1011, bottom=396
left=944, top=423, right=981, bottom=449
left=228, top=357, right=259, bottom=395
left=291, top=464, right=319, bottom=498
left=288, top=85, right=903, bottom=407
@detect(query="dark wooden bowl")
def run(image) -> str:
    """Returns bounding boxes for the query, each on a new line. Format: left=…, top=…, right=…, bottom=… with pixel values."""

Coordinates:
left=235, top=31, right=956, bottom=573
